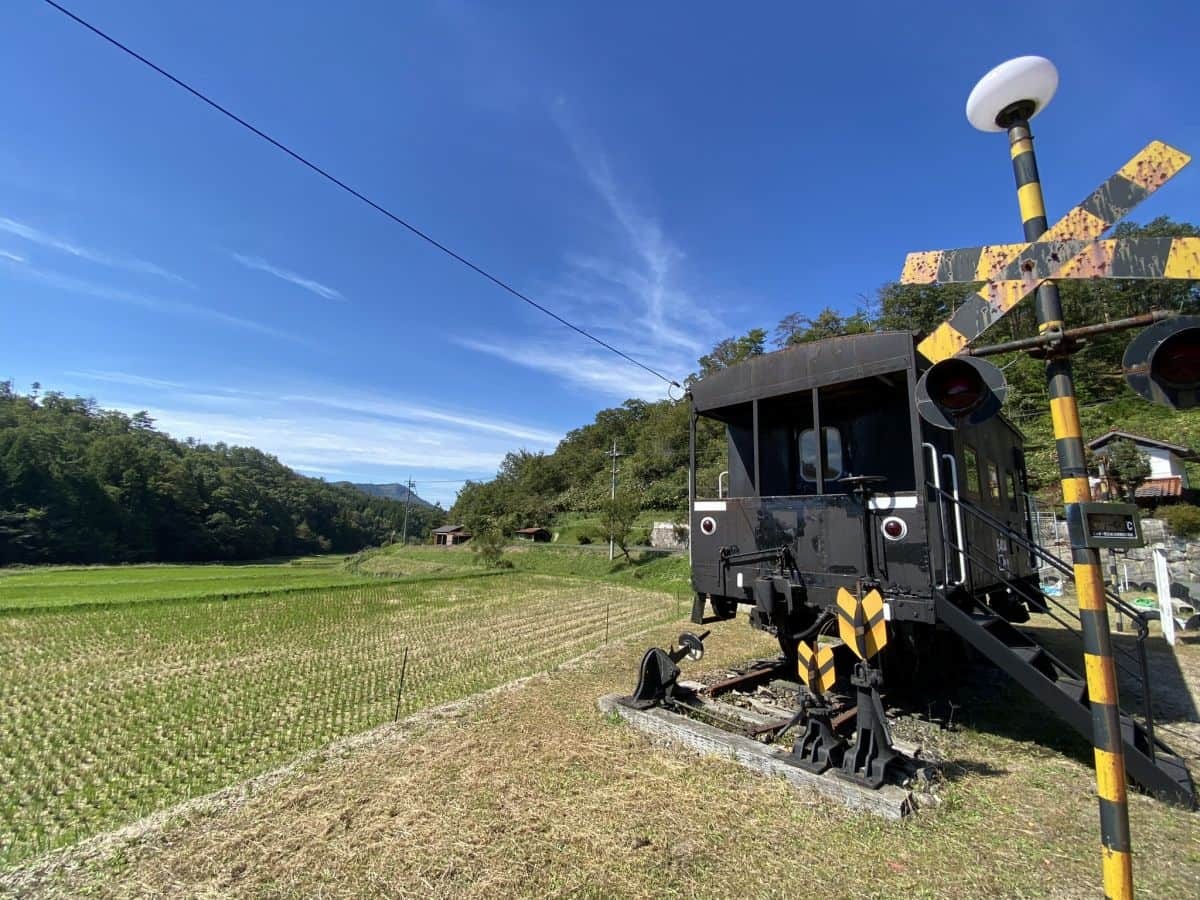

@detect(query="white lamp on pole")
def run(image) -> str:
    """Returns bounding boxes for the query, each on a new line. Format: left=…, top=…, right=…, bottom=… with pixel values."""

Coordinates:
left=966, top=55, right=1059, bottom=132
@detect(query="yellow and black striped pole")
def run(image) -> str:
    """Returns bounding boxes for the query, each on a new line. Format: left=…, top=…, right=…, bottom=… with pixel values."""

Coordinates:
left=1005, top=113, right=1133, bottom=900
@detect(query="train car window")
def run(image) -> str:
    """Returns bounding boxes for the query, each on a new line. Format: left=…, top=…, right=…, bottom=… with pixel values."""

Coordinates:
left=987, top=461, right=1002, bottom=503
left=818, top=374, right=915, bottom=491
left=963, top=445, right=980, bottom=497
left=799, top=427, right=843, bottom=482
left=756, top=392, right=812, bottom=495
left=701, top=402, right=756, bottom=497
left=1007, top=471, right=1019, bottom=511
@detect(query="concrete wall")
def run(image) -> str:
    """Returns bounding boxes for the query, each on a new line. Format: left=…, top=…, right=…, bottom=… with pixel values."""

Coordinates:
left=650, top=521, right=688, bottom=551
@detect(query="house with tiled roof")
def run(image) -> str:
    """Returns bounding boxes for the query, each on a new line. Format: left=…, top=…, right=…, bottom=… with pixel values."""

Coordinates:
left=1087, top=430, right=1196, bottom=501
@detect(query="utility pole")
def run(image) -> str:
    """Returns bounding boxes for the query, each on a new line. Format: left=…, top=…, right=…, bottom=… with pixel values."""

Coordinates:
left=401, top=476, right=415, bottom=545
left=607, top=440, right=623, bottom=561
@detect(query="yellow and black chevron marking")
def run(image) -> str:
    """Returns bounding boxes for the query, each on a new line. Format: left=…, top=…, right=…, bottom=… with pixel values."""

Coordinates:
left=899, top=140, right=1191, bottom=364
left=835, top=588, right=888, bottom=660
left=796, top=641, right=837, bottom=694
left=862, top=589, right=887, bottom=657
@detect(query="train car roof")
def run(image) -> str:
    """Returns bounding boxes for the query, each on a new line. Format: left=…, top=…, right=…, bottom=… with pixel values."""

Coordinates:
left=690, top=331, right=919, bottom=413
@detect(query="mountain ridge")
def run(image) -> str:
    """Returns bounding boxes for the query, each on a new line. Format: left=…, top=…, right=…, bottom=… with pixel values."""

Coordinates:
left=340, top=482, right=437, bottom=509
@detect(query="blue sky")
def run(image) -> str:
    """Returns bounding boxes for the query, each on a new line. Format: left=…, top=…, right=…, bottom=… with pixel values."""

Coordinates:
left=2, top=1, right=1198, bottom=507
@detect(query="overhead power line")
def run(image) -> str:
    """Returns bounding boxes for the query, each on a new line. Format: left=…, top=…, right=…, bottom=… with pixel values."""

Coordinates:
left=41, top=0, right=682, bottom=389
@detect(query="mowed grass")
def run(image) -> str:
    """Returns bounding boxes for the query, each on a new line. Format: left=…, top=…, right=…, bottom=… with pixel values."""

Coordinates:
left=0, top=573, right=679, bottom=866
left=0, top=555, right=383, bottom=612
left=9, top=620, right=1198, bottom=899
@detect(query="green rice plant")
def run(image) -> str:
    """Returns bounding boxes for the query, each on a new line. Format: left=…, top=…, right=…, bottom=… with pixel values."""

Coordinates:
left=0, top=573, right=678, bottom=866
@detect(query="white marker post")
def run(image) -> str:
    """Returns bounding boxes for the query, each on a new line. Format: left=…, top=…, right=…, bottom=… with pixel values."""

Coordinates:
left=1152, top=547, right=1176, bottom=646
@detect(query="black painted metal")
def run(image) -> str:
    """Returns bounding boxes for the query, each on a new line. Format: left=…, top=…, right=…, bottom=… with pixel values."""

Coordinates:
left=934, top=592, right=1195, bottom=807
left=787, top=699, right=846, bottom=774
left=838, top=661, right=900, bottom=789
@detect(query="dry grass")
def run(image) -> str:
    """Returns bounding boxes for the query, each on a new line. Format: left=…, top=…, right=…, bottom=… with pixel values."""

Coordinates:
left=5, top=619, right=1198, bottom=899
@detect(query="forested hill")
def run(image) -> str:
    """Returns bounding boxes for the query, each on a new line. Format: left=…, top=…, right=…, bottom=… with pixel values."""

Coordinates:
left=0, top=383, right=443, bottom=565
left=451, top=217, right=1200, bottom=529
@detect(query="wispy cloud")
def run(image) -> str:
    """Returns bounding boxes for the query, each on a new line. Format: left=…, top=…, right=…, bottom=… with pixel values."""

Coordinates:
left=453, top=103, right=723, bottom=401
left=0, top=215, right=185, bottom=282
left=231, top=253, right=346, bottom=302
left=0, top=249, right=25, bottom=264
left=65, top=370, right=189, bottom=391
left=5, top=265, right=307, bottom=344
left=281, top=393, right=562, bottom=445
left=456, top=337, right=669, bottom=399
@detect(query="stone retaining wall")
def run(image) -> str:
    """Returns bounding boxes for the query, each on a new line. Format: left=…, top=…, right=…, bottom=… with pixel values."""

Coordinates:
left=1036, top=516, right=1199, bottom=586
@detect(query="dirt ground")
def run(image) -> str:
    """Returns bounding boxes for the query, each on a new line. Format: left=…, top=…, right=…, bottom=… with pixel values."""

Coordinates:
left=3, top=618, right=1198, bottom=899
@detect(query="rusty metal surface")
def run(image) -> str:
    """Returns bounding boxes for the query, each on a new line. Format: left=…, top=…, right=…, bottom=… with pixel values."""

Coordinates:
left=705, top=661, right=785, bottom=697
left=901, top=140, right=1192, bottom=363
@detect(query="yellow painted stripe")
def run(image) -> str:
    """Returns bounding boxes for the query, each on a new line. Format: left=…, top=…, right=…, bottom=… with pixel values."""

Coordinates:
left=980, top=279, right=1030, bottom=315
left=1055, top=241, right=1117, bottom=280
left=900, top=244, right=1032, bottom=285
left=1165, top=237, right=1200, bottom=279
left=917, top=321, right=968, bottom=364
left=1037, top=318, right=1064, bottom=334
left=1084, top=653, right=1119, bottom=706
left=1074, top=563, right=1106, bottom=610
left=1049, top=396, right=1082, bottom=439
left=1116, top=140, right=1191, bottom=190
left=1009, top=136, right=1034, bottom=160
left=1017, top=182, right=1046, bottom=222
left=1062, top=476, right=1091, bottom=503
left=1101, top=848, right=1133, bottom=900
left=1044, top=205, right=1108, bottom=242
left=900, top=250, right=942, bottom=285
left=974, top=244, right=1025, bottom=281
left=1094, top=748, right=1127, bottom=802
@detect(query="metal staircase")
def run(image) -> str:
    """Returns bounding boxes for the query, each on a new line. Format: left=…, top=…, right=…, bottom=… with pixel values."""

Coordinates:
left=927, top=482, right=1197, bottom=808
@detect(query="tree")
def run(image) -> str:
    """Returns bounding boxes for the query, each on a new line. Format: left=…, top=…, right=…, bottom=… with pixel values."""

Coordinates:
left=773, top=306, right=873, bottom=348
left=691, top=328, right=767, bottom=382
left=1099, top=440, right=1151, bottom=501
left=464, top=515, right=508, bottom=568
left=596, top=490, right=640, bottom=560
left=0, top=383, right=431, bottom=564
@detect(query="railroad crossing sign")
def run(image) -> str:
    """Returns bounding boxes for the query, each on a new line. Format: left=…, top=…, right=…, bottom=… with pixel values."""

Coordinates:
left=835, top=587, right=887, bottom=660
left=900, top=140, right=1195, bottom=363
left=796, top=640, right=836, bottom=694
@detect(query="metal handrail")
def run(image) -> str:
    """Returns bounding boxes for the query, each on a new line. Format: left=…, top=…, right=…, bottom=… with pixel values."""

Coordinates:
left=926, top=480, right=1158, bottom=757
left=940, top=453, right=968, bottom=586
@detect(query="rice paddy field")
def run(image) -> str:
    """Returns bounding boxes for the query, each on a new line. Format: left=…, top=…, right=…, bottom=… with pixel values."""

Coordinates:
left=0, top=553, right=681, bottom=867
left=0, top=555, right=377, bottom=612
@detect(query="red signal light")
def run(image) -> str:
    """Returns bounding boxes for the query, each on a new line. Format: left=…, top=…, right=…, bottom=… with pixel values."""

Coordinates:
left=1154, top=331, right=1200, bottom=388
left=938, top=372, right=984, bottom=412
left=1124, top=316, right=1200, bottom=410
left=916, top=356, right=1007, bottom=429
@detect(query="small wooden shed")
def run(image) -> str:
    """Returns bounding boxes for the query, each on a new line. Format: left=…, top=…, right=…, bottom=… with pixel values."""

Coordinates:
left=514, top=526, right=551, bottom=543
left=433, top=524, right=472, bottom=546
